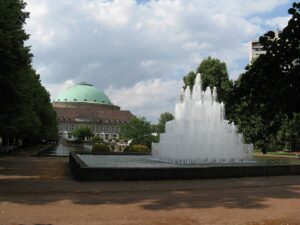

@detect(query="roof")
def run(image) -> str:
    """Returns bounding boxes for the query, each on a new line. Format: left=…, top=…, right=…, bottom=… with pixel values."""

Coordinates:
left=54, top=107, right=134, bottom=123
left=54, top=82, right=112, bottom=105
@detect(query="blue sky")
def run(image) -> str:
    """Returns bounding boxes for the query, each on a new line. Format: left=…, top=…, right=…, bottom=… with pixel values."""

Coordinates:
left=25, top=0, right=294, bottom=122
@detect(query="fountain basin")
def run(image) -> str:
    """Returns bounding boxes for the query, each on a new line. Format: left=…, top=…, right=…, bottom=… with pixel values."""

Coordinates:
left=69, top=152, right=300, bottom=181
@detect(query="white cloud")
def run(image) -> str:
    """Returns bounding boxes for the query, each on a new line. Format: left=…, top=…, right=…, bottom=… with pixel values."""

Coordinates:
left=24, top=0, right=292, bottom=120
left=265, top=15, right=291, bottom=30
left=82, top=0, right=135, bottom=27
left=106, top=79, right=182, bottom=122
left=46, top=80, right=75, bottom=101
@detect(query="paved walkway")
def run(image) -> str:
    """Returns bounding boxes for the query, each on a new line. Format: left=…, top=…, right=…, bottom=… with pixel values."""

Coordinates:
left=0, top=150, right=300, bottom=225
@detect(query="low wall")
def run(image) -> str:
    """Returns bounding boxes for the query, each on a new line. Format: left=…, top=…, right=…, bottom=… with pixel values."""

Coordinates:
left=69, top=152, right=300, bottom=181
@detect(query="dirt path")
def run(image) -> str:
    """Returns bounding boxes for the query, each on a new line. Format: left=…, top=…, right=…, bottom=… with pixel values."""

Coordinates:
left=1, top=152, right=300, bottom=225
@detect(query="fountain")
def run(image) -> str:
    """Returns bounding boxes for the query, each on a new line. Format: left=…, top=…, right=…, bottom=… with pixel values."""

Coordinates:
left=152, top=73, right=253, bottom=164
left=69, top=74, right=300, bottom=181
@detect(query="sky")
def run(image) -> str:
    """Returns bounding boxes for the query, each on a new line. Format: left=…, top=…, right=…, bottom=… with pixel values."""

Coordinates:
left=24, top=0, right=293, bottom=122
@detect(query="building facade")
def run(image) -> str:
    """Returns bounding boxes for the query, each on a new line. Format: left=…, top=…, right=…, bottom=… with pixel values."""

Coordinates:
left=53, top=82, right=134, bottom=141
left=249, top=30, right=281, bottom=62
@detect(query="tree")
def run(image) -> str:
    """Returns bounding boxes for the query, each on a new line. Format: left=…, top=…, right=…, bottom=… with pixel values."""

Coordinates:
left=0, top=0, right=58, bottom=146
left=230, top=2, right=300, bottom=152
left=183, top=71, right=196, bottom=90
left=120, top=117, right=152, bottom=140
left=157, top=112, right=174, bottom=133
left=258, top=2, right=300, bottom=117
left=196, top=57, right=233, bottom=105
left=71, top=126, right=94, bottom=141
left=182, top=57, right=233, bottom=118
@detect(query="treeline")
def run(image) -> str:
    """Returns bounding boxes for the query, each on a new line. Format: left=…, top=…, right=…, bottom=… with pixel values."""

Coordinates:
left=0, top=0, right=58, bottom=146
left=183, top=2, right=300, bottom=152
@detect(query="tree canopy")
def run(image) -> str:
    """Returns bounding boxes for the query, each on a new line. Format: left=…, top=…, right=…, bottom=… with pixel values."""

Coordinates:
left=0, top=0, right=58, bottom=146
left=183, top=57, right=232, bottom=103
left=230, top=2, right=300, bottom=152
left=157, top=112, right=174, bottom=133
left=71, top=126, right=94, bottom=141
left=182, top=57, right=233, bottom=117
left=120, top=116, right=152, bottom=140
left=179, top=3, right=300, bottom=153
left=196, top=57, right=233, bottom=104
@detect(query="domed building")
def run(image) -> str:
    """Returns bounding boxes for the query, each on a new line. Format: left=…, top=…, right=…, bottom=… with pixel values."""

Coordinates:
left=53, top=82, right=134, bottom=141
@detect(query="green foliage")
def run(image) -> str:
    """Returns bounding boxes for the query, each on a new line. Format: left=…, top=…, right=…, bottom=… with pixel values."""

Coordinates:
left=71, top=126, right=94, bottom=141
left=130, top=135, right=158, bottom=149
left=92, top=143, right=110, bottom=153
left=158, top=112, right=174, bottom=126
left=157, top=112, right=174, bottom=133
left=91, top=136, right=103, bottom=144
left=230, top=3, right=300, bottom=152
left=197, top=57, right=233, bottom=109
left=0, top=0, right=58, bottom=146
left=123, top=144, right=150, bottom=153
left=151, top=134, right=160, bottom=143
left=150, top=124, right=160, bottom=133
left=183, top=71, right=196, bottom=90
left=183, top=57, right=232, bottom=103
left=120, top=116, right=152, bottom=139
left=276, top=113, right=300, bottom=151
left=197, top=57, right=232, bottom=96
left=182, top=57, right=233, bottom=117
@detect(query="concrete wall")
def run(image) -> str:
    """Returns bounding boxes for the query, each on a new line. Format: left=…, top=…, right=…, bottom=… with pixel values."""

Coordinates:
left=69, top=152, right=300, bottom=181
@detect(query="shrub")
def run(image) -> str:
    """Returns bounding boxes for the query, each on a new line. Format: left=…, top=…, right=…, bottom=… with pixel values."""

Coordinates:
left=123, top=144, right=150, bottom=153
left=129, top=135, right=158, bottom=149
left=91, top=136, right=103, bottom=144
left=92, top=144, right=110, bottom=153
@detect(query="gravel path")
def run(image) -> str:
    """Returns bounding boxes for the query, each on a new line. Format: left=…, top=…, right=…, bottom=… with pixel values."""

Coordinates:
left=0, top=151, right=300, bottom=225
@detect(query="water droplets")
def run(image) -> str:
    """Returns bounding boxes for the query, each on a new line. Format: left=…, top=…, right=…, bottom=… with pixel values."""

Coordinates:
left=152, top=73, right=253, bottom=164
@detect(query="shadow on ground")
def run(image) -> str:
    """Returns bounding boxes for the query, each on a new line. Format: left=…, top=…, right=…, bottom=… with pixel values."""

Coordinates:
left=1, top=154, right=300, bottom=211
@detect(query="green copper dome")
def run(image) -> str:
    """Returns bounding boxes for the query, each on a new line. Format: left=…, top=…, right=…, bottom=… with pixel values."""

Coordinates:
left=54, top=82, right=112, bottom=105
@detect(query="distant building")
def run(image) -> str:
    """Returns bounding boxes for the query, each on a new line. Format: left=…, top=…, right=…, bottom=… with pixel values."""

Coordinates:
left=53, top=82, right=134, bottom=141
left=249, top=30, right=281, bottom=62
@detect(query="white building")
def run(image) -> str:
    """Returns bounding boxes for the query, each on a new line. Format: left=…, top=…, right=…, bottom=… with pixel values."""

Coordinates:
left=249, top=30, right=281, bottom=62
left=53, top=82, right=134, bottom=141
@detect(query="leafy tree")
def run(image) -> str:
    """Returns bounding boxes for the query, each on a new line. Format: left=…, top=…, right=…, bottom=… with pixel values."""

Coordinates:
left=0, top=0, right=58, bottom=146
left=183, top=71, right=196, bottom=90
left=120, top=116, right=152, bottom=140
left=182, top=57, right=233, bottom=118
left=157, top=112, right=174, bottom=133
left=123, top=144, right=150, bottom=153
left=276, top=113, right=300, bottom=151
left=71, top=126, right=94, bottom=141
left=0, top=0, right=31, bottom=145
left=196, top=57, right=233, bottom=105
left=231, top=2, right=300, bottom=152
left=91, top=136, right=103, bottom=144
left=92, top=143, right=110, bottom=152
left=150, top=124, right=160, bottom=133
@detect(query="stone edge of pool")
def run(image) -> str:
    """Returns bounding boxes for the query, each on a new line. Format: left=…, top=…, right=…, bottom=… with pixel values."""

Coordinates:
left=69, top=152, right=300, bottom=181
